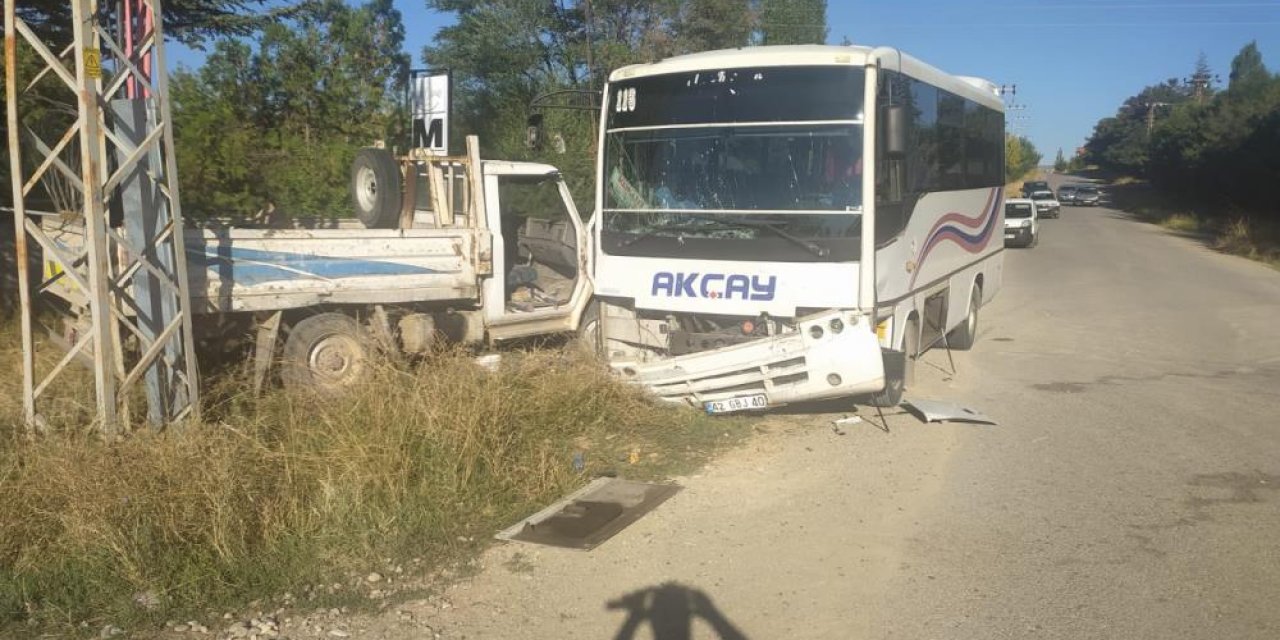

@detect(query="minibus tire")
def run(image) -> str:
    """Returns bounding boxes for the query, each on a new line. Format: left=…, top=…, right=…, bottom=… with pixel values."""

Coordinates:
left=869, top=319, right=917, bottom=407
left=576, top=301, right=604, bottom=357
left=948, top=285, right=981, bottom=350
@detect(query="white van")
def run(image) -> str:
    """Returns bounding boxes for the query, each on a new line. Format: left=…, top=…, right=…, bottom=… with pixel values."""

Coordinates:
left=1003, top=199, right=1039, bottom=248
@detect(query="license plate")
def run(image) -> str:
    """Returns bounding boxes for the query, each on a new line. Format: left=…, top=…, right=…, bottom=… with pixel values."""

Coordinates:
left=1004, top=233, right=1016, bottom=239
left=705, top=394, right=768, bottom=414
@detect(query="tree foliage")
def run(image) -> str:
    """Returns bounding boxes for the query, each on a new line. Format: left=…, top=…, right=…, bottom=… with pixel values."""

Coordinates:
left=3, top=0, right=831, bottom=219
left=1229, top=41, right=1270, bottom=97
left=1053, top=148, right=1067, bottom=173
left=1086, top=42, right=1279, bottom=216
left=1083, top=78, right=1191, bottom=175
left=678, top=0, right=753, bottom=52
left=15, top=0, right=282, bottom=47
left=1005, top=135, right=1041, bottom=182
left=758, top=0, right=827, bottom=45
left=172, top=0, right=408, bottom=217
left=422, top=0, right=828, bottom=212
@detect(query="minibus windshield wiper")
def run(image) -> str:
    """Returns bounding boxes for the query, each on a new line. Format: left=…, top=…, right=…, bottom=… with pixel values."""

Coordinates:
left=614, top=215, right=831, bottom=258
left=685, top=215, right=830, bottom=258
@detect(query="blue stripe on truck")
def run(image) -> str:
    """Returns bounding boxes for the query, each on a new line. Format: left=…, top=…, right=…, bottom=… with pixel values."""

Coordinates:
left=188, top=246, right=445, bottom=286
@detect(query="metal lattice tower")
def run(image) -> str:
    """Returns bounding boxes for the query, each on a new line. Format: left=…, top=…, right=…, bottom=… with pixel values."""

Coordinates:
left=5, top=0, right=200, bottom=430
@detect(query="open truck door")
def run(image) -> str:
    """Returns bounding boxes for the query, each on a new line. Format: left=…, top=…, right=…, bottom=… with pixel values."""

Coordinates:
left=481, top=162, right=593, bottom=341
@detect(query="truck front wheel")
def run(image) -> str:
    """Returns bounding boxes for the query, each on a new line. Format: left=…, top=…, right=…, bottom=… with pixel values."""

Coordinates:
left=281, top=313, right=371, bottom=394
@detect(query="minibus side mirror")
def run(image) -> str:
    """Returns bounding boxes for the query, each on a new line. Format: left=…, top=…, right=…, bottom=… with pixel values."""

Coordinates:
left=885, top=105, right=906, bottom=157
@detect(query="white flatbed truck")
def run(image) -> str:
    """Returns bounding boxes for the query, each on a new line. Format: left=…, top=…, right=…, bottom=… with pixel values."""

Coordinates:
left=40, top=137, right=594, bottom=392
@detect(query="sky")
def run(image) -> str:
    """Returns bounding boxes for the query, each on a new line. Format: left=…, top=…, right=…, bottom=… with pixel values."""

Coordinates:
left=172, top=0, right=1280, bottom=161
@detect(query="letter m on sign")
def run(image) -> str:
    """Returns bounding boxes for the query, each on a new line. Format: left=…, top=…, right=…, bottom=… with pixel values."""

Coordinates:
left=413, top=118, right=444, bottom=150
left=410, top=70, right=450, bottom=156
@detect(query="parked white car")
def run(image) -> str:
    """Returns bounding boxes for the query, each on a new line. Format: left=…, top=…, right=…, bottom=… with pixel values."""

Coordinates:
left=1003, top=199, right=1039, bottom=248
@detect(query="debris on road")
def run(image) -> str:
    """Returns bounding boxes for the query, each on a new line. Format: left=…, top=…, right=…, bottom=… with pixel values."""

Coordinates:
left=903, top=399, right=997, bottom=425
left=832, top=415, right=863, bottom=435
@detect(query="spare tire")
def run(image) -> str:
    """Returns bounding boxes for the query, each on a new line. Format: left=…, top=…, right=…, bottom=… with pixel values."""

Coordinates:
left=351, top=148, right=402, bottom=228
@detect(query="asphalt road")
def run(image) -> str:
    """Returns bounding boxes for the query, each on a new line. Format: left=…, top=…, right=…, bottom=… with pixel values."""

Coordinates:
left=341, top=182, right=1280, bottom=640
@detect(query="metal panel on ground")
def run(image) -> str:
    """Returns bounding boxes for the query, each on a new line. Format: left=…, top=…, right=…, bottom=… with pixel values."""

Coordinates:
left=496, top=478, right=681, bottom=550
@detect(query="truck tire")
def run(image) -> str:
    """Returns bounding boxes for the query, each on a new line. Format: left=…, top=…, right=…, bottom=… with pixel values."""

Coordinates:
left=351, top=148, right=402, bottom=229
left=868, top=318, right=917, bottom=407
left=948, top=284, right=982, bottom=351
left=281, top=312, right=371, bottom=394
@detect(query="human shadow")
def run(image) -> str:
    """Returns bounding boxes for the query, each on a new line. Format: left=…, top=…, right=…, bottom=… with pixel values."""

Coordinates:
left=608, top=582, right=749, bottom=640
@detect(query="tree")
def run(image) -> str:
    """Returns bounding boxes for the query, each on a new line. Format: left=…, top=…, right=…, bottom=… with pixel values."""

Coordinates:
left=420, top=0, right=773, bottom=212
left=1005, top=134, right=1041, bottom=182
left=758, top=0, right=827, bottom=45
left=172, top=0, right=408, bottom=217
left=1084, top=78, right=1190, bottom=175
left=677, top=0, right=752, bottom=52
left=1139, top=41, right=1280, bottom=217
left=1053, top=148, right=1067, bottom=173
left=1188, top=52, right=1217, bottom=102
left=1228, top=40, right=1270, bottom=97
left=15, top=0, right=283, bottom=47
left=421, top=0, right=603, bottom=209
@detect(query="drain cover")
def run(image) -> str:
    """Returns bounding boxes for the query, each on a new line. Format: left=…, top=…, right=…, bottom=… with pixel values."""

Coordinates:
left=496, top=478, right=680, bottom=550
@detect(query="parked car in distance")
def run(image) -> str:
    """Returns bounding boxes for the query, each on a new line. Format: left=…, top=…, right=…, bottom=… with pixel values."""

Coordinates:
left=1075, top=185, right=1101, bottom=206
left=1021, top=180, right=1050, bottom=198
left=1004, top=199, right=1039, bottom=248
left=1030, top=190, right=1061, bottom=218
left=1057, top=184, right=1078, bottom=205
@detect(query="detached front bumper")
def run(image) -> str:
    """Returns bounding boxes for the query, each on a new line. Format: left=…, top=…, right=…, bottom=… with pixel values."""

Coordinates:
left=609, top=311, right=886, bottom=409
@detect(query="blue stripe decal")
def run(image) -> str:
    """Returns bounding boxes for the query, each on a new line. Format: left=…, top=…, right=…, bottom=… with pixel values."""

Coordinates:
left=188, top=245, right=444, bottom=286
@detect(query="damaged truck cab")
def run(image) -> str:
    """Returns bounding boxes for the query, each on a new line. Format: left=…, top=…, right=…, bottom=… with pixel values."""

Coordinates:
left=587, top=45, right=1006, bottom=411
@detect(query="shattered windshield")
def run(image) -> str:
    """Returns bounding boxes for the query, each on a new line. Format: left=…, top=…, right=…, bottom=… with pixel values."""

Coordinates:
left=600, top=66, right=866, bottom=262
left=602, top=126, right=864, bottom=262
left=605, top=125, right=864, bottom=213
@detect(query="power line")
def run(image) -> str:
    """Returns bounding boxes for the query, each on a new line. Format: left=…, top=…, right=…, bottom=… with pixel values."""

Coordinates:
left=838, top=20, right=1280, bottom=27
left=992, top=2, right=1280, bottom=8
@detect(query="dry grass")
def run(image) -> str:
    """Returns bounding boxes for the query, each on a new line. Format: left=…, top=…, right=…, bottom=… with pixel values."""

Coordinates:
left=0, top=325, right=746, bottom=633
left=1105, top=179, right=1279, bottom=269
left=1213, top=217, right=1280, bottom=267
left=1159, top=212, right=1203, bottom=233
